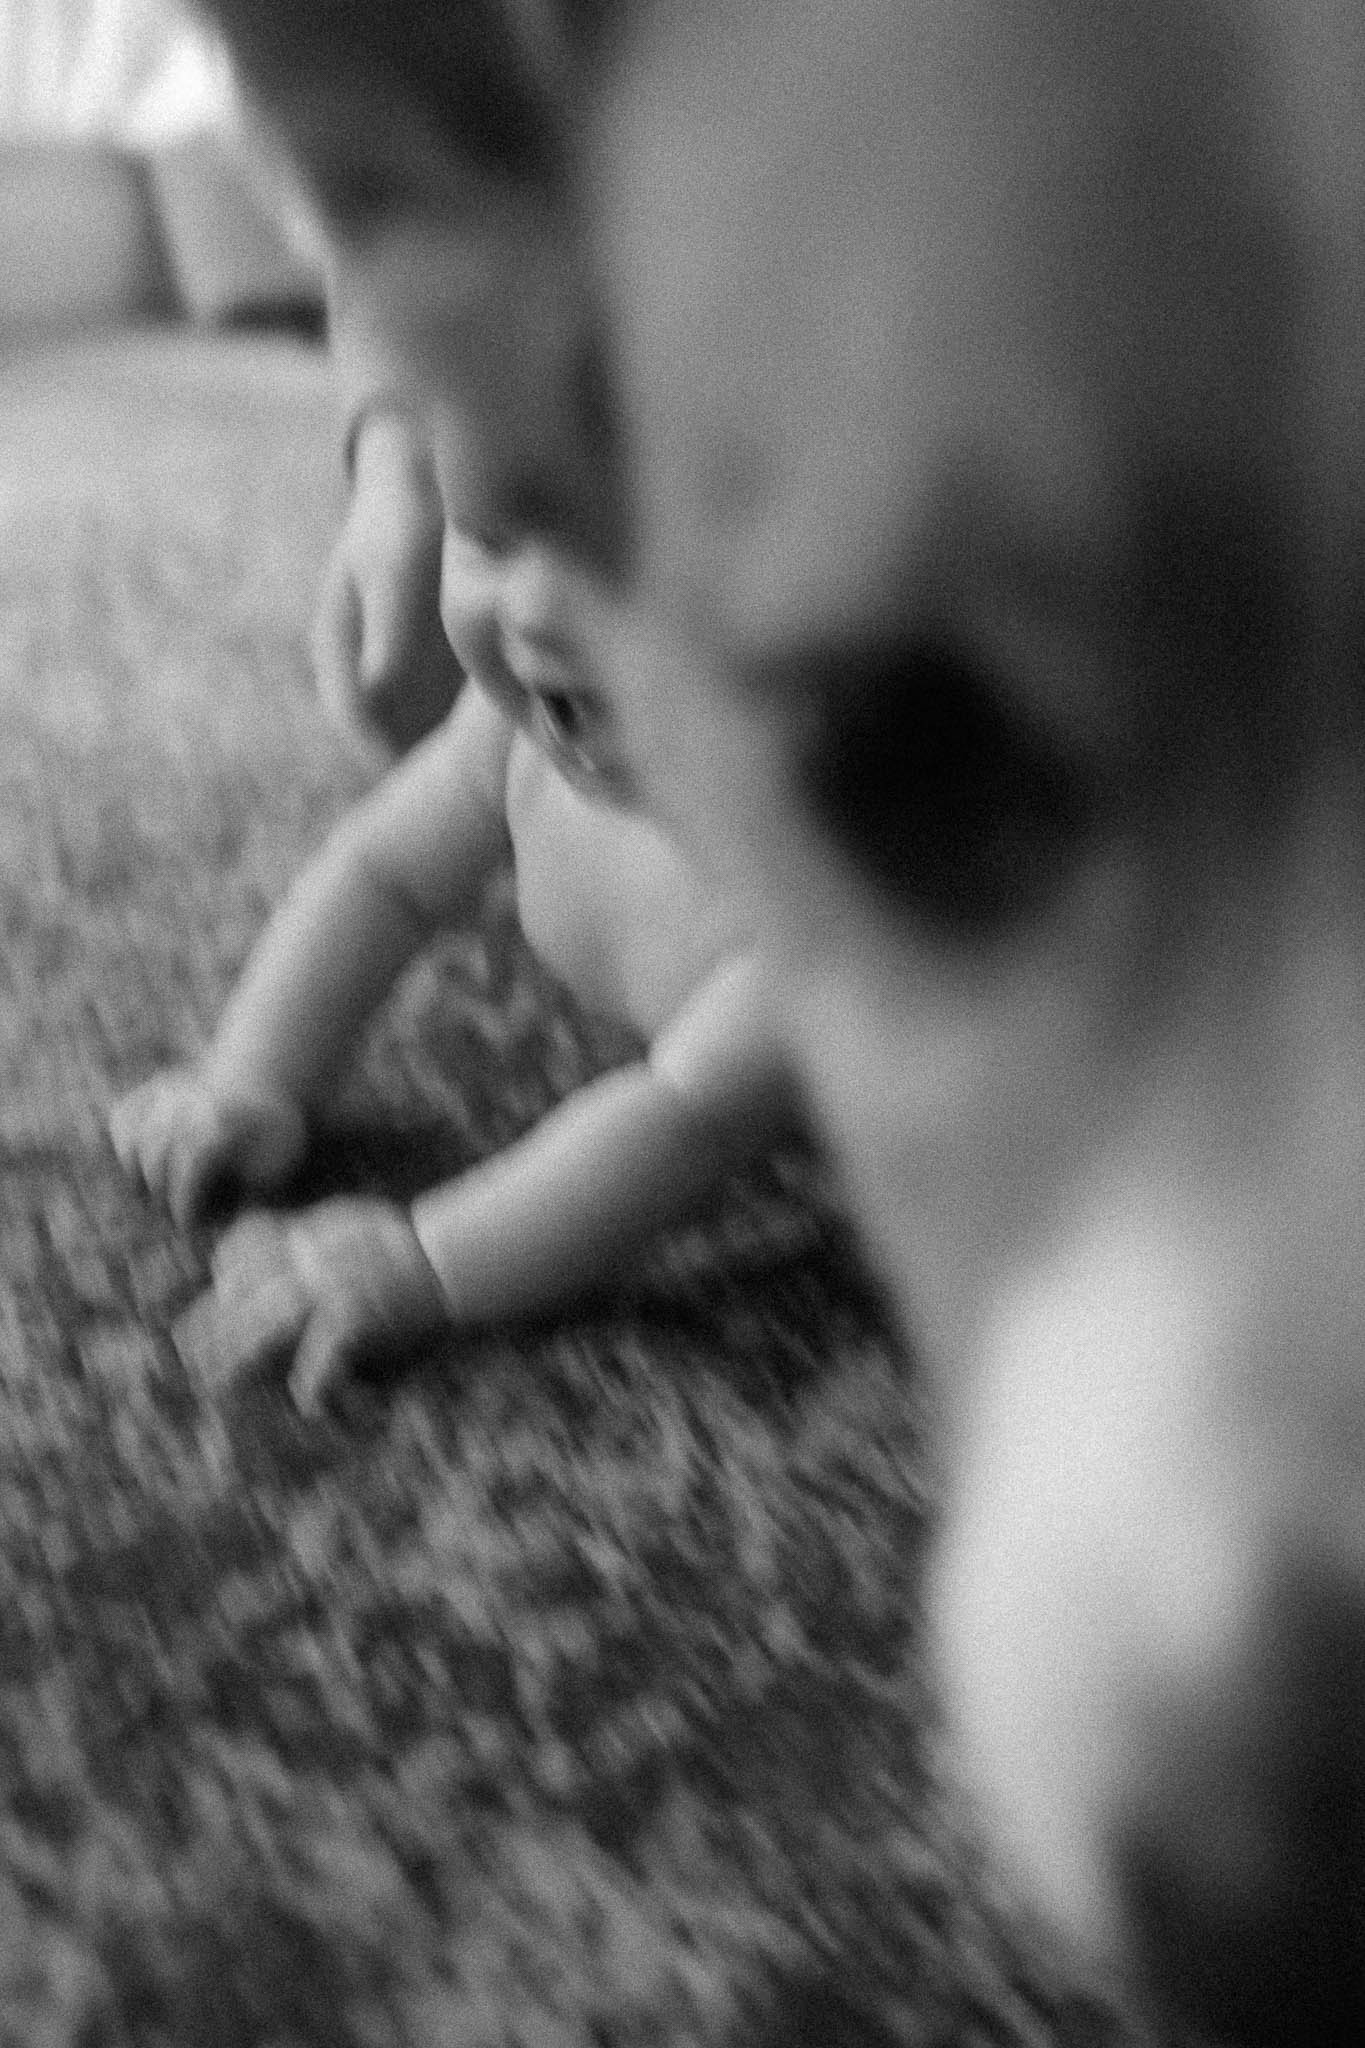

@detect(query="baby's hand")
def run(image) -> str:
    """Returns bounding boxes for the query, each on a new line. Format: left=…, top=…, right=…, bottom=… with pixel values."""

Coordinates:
left=177, top=1197, right=451, bottom=1414
left=312, top=407, right=464, bottom=765
left=109, top=1070, right=308, bottom=1230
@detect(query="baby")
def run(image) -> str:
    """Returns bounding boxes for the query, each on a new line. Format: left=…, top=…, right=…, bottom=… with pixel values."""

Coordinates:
left=111, top=501, right=795, bottom=1413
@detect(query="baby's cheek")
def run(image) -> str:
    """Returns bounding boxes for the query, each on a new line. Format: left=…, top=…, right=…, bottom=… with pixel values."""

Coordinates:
left=438, top=595, right=482, bottom=673
left=439, top=543, right=503, bottom=679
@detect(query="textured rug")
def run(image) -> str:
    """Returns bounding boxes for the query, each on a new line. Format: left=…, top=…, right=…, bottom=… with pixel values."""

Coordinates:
left=0, top=329, right=1166, bottom=2047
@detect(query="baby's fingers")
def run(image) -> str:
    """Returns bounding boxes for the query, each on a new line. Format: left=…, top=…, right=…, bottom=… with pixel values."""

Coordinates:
left=107, top=1089, right=145, bottom=1180
left=109, top=1076, right=213, bottom=1211
left=166, top=1121, right=238, bottom=1232
left=288, top=1296, right=371, bottom=1417
left=184, top=1212, right=313, bottom=1391
left=168, top=1098, right=307, bottom=1232
left=213, top=1210, right=296, bottom=1297
left=173, top=1272, right=308, bottom=1396
left=108, top=1078, right=167, bottom=1185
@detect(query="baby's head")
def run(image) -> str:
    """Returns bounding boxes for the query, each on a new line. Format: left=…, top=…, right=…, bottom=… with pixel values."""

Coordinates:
left=201, top=2, right=632, bottom=795
left=199, top=3, right=1365, bottom=2037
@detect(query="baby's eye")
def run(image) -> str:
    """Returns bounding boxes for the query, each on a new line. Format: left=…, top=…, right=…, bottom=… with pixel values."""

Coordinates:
left=528, top=686, right=636, bottom=803
left=793, top=635, right=1094, bottom=939
left=531, top=689, right=592, bottom=769
left=536, top=690, right=582, bottom=744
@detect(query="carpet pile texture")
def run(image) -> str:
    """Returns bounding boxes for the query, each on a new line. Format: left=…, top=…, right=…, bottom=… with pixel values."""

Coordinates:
left=0, top=332, right=1165, bottom=2046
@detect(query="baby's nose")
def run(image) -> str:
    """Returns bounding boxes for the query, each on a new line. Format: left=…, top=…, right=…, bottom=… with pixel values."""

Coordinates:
left=1115, top=1550, right=1365, bottom=2046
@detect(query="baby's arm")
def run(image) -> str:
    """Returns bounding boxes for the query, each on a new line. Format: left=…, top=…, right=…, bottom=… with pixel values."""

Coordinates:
left=203, top=687, right=511, bottom=1105
left=410, top=950, right=795, bottom=1323
left=186, top=951, right=798, bottom=1413
left=111, top=686, right=513, bottom=1223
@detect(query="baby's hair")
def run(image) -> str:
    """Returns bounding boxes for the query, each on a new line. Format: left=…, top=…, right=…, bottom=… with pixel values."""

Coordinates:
left=195, top=0, right=581, bottom=231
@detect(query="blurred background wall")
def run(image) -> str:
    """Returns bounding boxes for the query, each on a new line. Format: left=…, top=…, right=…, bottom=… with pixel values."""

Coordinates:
left=0, top=0, right=323, bottom=337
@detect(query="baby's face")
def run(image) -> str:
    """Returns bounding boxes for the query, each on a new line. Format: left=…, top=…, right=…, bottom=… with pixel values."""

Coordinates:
left=320, top=162, right=635, bottom=802
left=438, top=525, right=635, bottom=801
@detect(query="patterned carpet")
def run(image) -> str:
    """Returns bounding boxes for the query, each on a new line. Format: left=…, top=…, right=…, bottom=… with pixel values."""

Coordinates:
left=0, top=330, right=1164, bottom=2046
